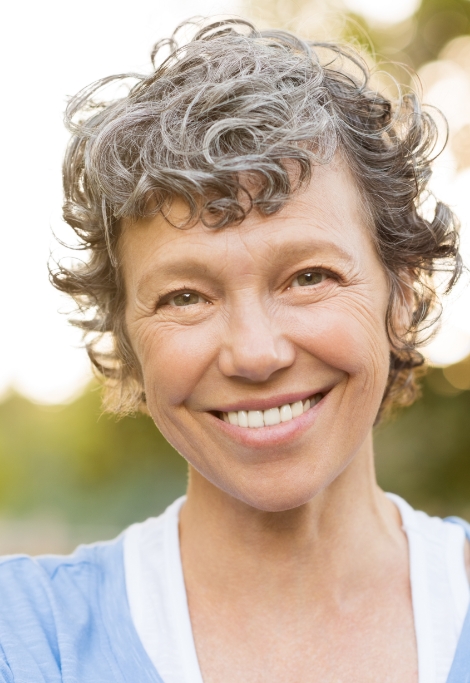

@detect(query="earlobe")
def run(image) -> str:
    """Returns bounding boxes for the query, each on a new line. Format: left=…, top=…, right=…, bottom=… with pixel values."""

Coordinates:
left=389, top=271, right=416, bottom=343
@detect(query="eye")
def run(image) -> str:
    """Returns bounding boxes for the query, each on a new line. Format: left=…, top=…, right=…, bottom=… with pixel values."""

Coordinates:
left=291, top=270, right=327, bottom=287
left=169, top=291, right=205, bottom=307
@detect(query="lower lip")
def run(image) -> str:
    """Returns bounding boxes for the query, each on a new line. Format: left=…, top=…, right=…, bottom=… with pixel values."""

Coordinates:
left=206, top=394, right=327, bottom=449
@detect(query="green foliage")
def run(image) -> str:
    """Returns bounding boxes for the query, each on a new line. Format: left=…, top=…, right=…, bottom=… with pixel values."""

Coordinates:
left=0, top=387, right=187, bottom=527
left=375, top=369, right=470, bottom=517
left=408, top=0, right=470, bottom=66
left=345, top=0, right=470, bottom=66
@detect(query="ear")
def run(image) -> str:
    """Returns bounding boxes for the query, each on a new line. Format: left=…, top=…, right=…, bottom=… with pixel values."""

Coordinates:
left=389, top=270, right=416, bottom=343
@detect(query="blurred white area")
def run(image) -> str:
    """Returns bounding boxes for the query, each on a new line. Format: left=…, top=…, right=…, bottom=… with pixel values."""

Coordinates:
left=419, top=36, right=470, bottom=366
left=0, top=2, right=469, bottom=404
left=424, top=165, right=470, bottom=365
left=343, top=0, right=420, bottom=25
left=0, top=0, right=239, bottom=404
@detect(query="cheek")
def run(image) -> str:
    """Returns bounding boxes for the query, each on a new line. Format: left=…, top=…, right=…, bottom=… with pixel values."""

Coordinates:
left=291, top=296, right=390, bottom=388
left=134, top=320, right=217, bottom=408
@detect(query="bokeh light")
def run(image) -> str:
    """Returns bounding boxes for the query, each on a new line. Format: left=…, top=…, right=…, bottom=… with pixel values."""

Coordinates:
left=416, top=35, right=470, bottom=365
left=344, top=0, right=420, bottom=26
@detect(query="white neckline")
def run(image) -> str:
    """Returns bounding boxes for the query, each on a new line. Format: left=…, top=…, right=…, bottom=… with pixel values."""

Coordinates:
left=387, top=493, right=436, bottom=683
left=387, top=492, right=469, bottom=683
left=164, top=497, right=204, bottom=683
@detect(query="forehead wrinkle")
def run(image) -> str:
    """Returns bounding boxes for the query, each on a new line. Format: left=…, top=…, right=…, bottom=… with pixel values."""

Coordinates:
left=134, top=227, right=241, bottom=295
left=227, top=206, right=360, bottom=267
left=134, top=225, right=257, bottom=295
left=238, top=225, right=359, bottom=272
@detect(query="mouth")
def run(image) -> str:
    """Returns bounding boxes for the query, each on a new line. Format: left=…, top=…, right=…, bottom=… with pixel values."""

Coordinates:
left=216, top=393, right=324, bottom=429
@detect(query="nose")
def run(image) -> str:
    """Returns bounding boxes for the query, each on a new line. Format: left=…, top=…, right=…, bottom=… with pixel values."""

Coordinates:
left=218, top=298, right=295, bottom=383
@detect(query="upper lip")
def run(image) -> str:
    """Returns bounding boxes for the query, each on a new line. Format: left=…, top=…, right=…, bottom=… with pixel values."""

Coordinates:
left=210, top=388, right=330, bottom=414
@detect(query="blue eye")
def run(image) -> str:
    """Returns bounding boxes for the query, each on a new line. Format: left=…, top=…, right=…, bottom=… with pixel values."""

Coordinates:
left=292, top=271, right=326, bottom=287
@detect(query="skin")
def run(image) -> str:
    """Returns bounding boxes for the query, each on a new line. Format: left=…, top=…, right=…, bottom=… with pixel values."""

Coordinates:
left=121, top=159, right=441, bottom=681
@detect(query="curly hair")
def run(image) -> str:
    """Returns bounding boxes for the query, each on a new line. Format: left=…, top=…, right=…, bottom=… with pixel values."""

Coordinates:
left=52, top=18, right=461, bottom=418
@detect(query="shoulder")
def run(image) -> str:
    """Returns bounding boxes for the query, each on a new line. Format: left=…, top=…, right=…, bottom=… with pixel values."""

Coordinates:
left=0, top=536, right=132, bottom=682
left=0, top=535, right=123, bottom=613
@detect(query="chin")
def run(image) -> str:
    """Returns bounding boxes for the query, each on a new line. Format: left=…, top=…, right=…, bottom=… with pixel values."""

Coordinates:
left=237, top=486, right=322, bottom=513
left=221, top=463, right=336, bottom=513
left=245, top=493, right=317, bottom=513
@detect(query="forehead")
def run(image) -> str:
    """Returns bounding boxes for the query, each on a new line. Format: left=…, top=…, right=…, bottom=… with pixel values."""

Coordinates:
left=119, top=160, right=376, bottom=287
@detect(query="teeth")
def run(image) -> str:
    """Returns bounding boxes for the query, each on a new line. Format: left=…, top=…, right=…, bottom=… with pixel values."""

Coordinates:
left=280, top=404, right=293, bottom=422
left=221, top=394, right=323, bottom=429
left=238, top=410, right=248, bottom=428
left=264, top=407, right=281, bottom=426
left=248, top=410, right=264, bottom=428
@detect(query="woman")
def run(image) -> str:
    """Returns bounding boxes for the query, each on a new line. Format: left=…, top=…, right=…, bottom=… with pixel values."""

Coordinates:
left=0, top=18, right=468, bottom=683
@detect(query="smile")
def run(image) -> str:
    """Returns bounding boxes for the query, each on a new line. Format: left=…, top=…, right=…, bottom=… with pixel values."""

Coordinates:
left=220, top=394, right=324, bottom=429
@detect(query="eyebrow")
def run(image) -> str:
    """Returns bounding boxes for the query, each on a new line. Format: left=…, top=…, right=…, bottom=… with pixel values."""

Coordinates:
left=136, top=260, right=215, bottom=297
left=272, top=239, right=355, bottom=265
left=135, top=237, right=356, bottom=296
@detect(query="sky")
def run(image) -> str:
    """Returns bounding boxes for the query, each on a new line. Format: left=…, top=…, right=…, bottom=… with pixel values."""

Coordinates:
left=0, top=0, right=468, bottom=404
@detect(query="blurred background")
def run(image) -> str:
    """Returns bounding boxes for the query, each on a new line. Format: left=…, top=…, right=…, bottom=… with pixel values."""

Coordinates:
left=0, top=0, right=469, bottom=553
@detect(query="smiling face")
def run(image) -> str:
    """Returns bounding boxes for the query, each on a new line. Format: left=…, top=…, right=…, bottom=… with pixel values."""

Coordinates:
left=121, top=160, right=391, bottom=511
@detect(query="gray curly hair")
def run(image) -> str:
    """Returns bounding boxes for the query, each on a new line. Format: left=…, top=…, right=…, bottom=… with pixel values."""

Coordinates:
left=52, top=18, right=461, bottom=418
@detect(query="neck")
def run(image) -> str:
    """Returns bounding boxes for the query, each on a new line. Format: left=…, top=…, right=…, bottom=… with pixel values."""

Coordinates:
left=179, top=432, right=404, bottom=602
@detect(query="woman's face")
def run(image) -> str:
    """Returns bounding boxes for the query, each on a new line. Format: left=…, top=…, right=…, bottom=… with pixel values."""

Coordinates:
left=122, top=160, right=391, bottom=511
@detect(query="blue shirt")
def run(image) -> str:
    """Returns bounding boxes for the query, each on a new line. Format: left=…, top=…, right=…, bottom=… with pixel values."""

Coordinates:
left=0, top=536, right=162, bottom=683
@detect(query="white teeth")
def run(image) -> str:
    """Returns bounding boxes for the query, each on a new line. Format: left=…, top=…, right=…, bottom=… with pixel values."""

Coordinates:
left=238, top=410, right=248, bottom=428
left=248, top=410, right=264, bottom=428
left=221, top=394, right=323, bottom=429
left=228, top=411, right=238, bottom=426
left=263, top=407, right=281, bottom=426
left=280, top=404, right=293, bottom=422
